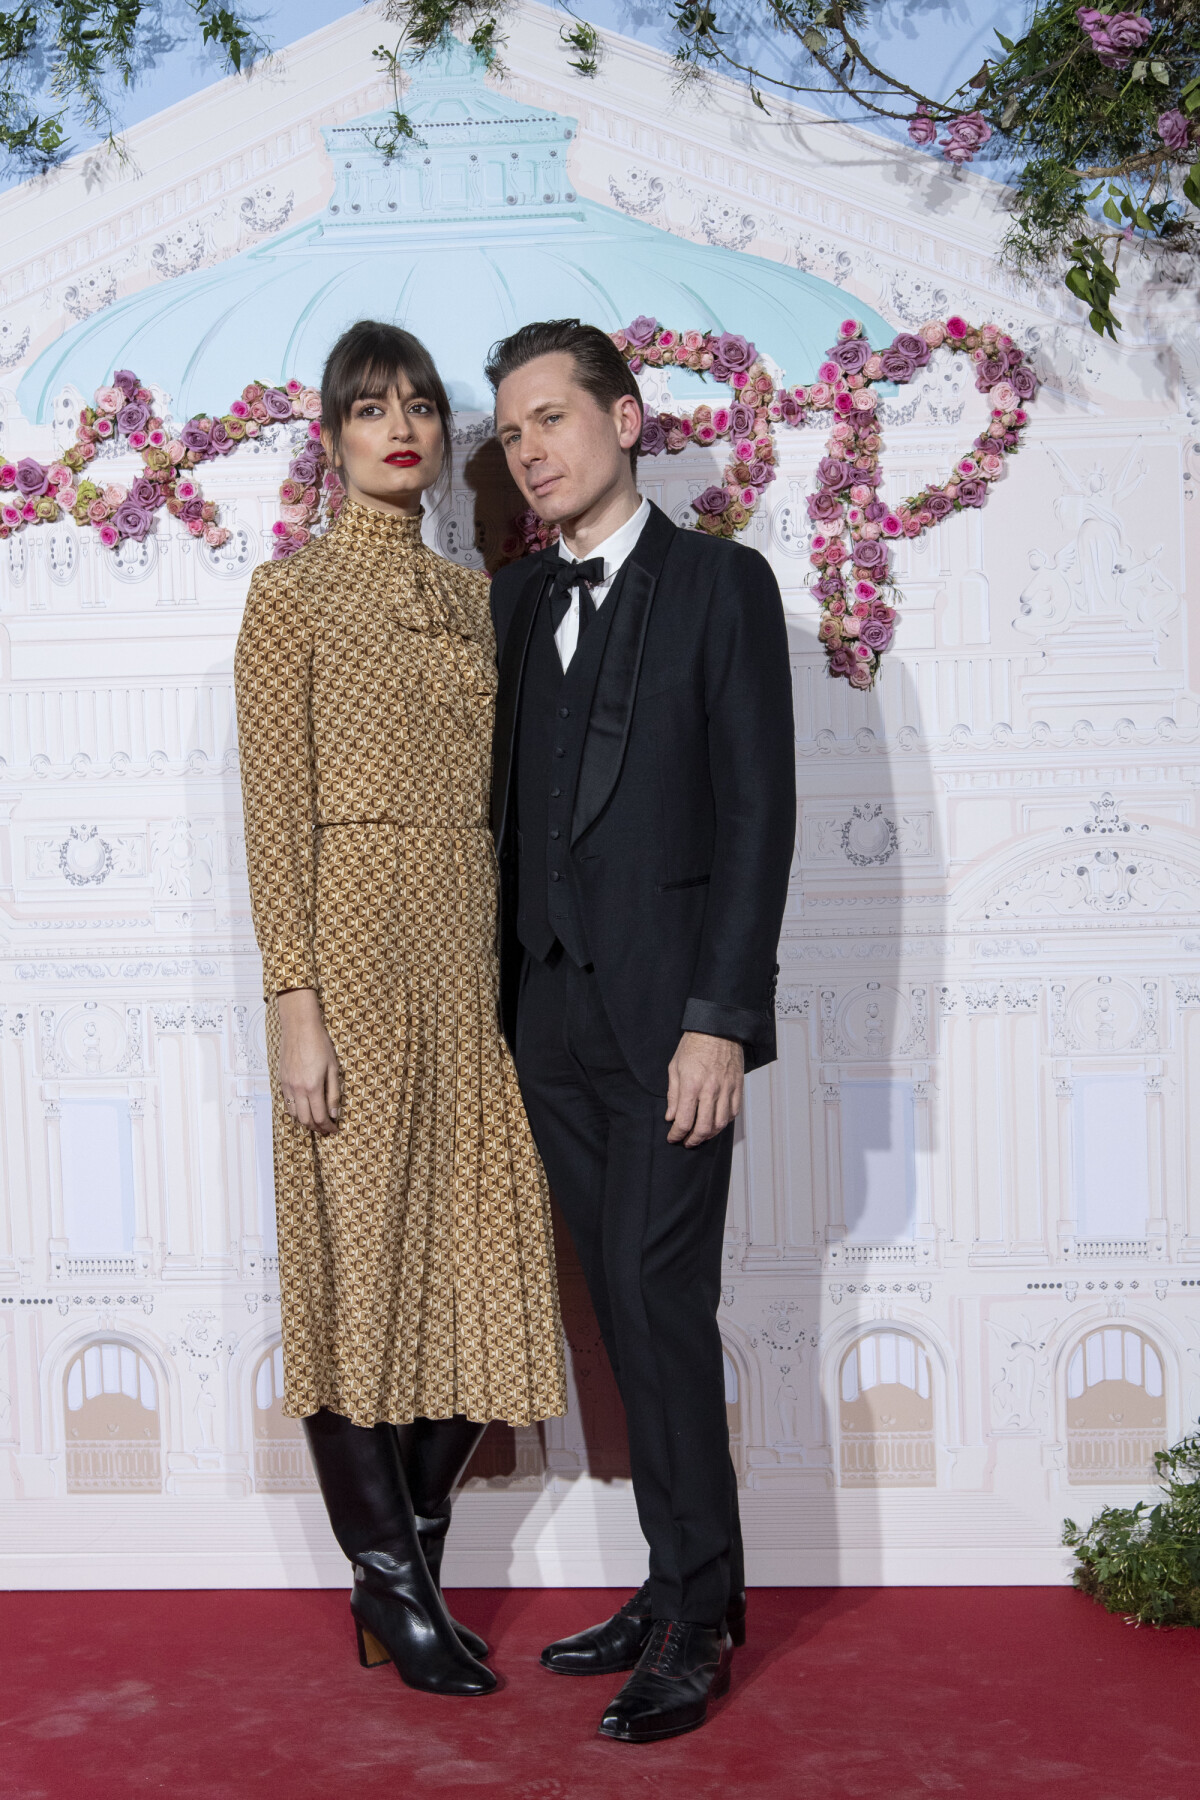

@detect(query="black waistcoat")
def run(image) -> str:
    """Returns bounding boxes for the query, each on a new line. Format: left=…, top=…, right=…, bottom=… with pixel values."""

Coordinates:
left=513, top=569, right=626, bottom=967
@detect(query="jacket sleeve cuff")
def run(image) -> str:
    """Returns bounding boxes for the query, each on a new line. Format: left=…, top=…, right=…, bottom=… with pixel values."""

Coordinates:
left=681, top=996, right=768, bottom=1045
left=265, top=943, right=319, bottom=999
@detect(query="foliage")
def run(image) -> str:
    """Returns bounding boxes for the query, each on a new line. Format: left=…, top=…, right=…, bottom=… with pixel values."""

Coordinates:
left=0, top=1, right=263, bottom=171
left=1064, top=1425, right=1200, bottom=1626
left=383, top=2, right=1200, bottom=337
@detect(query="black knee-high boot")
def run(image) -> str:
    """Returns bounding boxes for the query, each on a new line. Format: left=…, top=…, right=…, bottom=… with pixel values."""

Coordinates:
left=395, top=1416, right=489, bottom=1660
left=302, top=1408, right=496, bottom=1695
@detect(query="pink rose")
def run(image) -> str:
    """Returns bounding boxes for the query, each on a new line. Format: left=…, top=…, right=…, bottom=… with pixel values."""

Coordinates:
left=842, top=615, right=861, bottom=637
left=851, top=389, right=877, bottom=412
left=838, top=319, right=861, bottom=339
left=830, top=422, right=854, bottom=443
left=849, top=664, right=872, bottom=689
left=854, top=580, right=878, bottom=602
left=849, top=484, right=872, bottom=506
left=712, top=407, right=731, bottom=434
left=230, top=400, right=250, bottom=420
left=731, top=370, right=748, bottom=388
left=907, top=104, right=938, bottom=147
left=826, top=540, right=849, bottom=566
left=95, top=417, right=114, bottom=438
left=0, top=462, right=15, bottom=488
left=204, top=524, right=229, bottom=546
left=300, top=392, right=323, bottom=420
left=681, top=331, right=704, bottom=351
left=945, top=316, right=969, bottom=340
left=94, top=386, right=124, bottom=414
left=102, top=484, right=126, bottom=506
left=48, top=462, right=72, bottom=488
left=807, top=383, right=833, bottom=409
left=695, top=425, right=717, bottom=445
left=863, top=355, right=885, bottom=380
left=148, top=430, right=167, bottom=448
left=98, top=522, right=119, bottom=547
left=56, top=485, right=76, bottom=512
left=166, top=439, right=187, bottom=462
left=818, top=361, right=839, bottom=383
left=858, top=521, right=883, bottom=541
left=187, top=518, right=204, bottom=537
left=1, top=503, right=20, bottom=527
left=989, top=381, right=1019, bottom=413
left=981, top=453, right=1003, bottom=476
left=903, top=517, right=922, bottom=538
left=833, top=392, right=855, bottom=416
left=128, top=431, right=148, bottom=450
left=881, top=513, right=903, bottom=536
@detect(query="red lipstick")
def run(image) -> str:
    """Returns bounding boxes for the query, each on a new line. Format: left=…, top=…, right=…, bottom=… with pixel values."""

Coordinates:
left=385, top=451, right=421, bottom=467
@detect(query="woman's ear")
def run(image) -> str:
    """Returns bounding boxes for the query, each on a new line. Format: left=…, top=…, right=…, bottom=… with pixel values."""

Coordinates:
left=319, top=424, right=335, bottom=467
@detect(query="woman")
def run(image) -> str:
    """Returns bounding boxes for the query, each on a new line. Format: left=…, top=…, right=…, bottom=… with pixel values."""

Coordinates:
left=235, top=320, right=566, bottom=1696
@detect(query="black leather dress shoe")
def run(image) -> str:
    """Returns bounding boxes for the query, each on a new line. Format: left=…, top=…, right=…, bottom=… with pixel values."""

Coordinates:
left=541, top=1583, right=747, bottom=1675
left=541, top=1580, right=653, bottom=1674
left=598, top=1620, right=732, bottom=1743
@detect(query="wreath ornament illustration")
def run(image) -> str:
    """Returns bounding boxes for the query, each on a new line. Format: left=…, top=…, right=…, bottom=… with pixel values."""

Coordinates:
left=3, top=312, right=1036, bottom=689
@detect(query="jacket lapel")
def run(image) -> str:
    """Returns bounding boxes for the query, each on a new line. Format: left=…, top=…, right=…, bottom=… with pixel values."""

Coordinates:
left=571, top=502, right=676, bottom=846
left=491, top=559, right=550, bottom=843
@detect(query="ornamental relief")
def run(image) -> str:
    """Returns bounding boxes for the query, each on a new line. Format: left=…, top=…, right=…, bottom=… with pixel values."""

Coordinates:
left=801, top=803, right=933, bottom=869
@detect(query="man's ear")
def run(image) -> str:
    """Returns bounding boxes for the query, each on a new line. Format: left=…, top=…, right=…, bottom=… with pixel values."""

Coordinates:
left=615, top=393, right=643, bottom=453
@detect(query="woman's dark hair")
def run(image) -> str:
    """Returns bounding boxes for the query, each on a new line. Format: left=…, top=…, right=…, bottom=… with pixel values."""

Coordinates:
left=320, top=320, right=454, bottom=486
left=484, top=319, right=643, bottom=472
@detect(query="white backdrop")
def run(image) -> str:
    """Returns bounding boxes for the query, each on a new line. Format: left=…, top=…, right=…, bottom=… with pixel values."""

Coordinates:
left=1, top=2, right=1199, bottom=1589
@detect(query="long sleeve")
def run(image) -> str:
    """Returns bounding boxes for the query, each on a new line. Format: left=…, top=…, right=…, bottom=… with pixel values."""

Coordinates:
left=679, top=545, right=796, bottom=1058
left=234, top=561, right=319, bottom=998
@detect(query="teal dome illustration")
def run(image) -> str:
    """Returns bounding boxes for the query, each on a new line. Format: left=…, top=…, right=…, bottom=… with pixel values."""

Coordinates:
left=19, top=40, right=893, bottom=421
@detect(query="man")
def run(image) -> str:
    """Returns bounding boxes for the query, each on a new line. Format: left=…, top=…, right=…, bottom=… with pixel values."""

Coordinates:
left=486, top=319, right=795, bottom=1742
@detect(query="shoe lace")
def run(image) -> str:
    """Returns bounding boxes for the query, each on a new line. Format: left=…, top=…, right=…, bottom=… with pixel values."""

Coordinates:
left=641, top=1620, right=689, bottom=1677
left=616, top=1580, right=652, bottom=1620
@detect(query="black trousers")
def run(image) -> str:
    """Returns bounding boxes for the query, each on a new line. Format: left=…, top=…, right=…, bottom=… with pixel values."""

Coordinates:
left=514, top=948, right=744, bottom=1625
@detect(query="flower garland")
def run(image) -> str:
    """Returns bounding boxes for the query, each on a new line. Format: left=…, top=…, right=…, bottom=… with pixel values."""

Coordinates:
left=0, top=368, right=327, bottom=552
left=597, top=312, right=1037, bottom=689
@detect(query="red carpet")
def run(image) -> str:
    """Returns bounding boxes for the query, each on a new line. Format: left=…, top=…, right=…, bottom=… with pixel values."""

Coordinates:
left=2, top=1587, right=1196, bottom=1800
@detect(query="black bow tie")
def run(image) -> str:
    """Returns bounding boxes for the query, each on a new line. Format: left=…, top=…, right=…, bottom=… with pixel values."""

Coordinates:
left=546, top=555, right=605, bottom=635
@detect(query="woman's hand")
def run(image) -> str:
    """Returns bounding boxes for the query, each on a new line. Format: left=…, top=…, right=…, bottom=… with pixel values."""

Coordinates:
left=277, top=988, right=341, bottom=1135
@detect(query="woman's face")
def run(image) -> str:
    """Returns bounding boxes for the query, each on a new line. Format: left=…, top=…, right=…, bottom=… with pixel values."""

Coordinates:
left=321, top=375, right=445, bottom=515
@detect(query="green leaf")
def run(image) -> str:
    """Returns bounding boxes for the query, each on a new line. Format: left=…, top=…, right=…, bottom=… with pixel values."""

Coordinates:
left=1065, top=266, right=1093, bottom=301
left=1150, top=59, right=1169, bottom=85
left=1102, top=197, right=1122, bottom=222
left=995, top=31, right=1014, bottom=52
left=1084, top=183, right=1104, bottom=200
left=1183, top=162, right=1200, bottom=208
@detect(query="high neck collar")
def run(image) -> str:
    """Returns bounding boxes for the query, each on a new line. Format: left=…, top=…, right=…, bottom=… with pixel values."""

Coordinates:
left=337, top=496, right=425, bottom=551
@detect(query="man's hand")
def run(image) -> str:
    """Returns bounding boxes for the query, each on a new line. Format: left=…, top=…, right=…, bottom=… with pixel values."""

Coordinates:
left=277, top=987, right=341, bottom=1135
left=666, top=1031, right=744, bottom=1147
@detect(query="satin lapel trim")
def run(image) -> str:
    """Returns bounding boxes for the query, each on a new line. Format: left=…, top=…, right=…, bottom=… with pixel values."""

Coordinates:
left=570, top=555, right=656, bottom=846
left=491, top=563, right=550, bottom=842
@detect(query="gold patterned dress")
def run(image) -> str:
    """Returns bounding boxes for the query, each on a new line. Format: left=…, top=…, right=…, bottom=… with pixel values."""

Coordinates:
left=234, top=498, right=566, bottom=1428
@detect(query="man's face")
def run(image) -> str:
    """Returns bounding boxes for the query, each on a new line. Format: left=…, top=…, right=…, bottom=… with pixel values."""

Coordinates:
left=494, top=351, right=641, bottom=527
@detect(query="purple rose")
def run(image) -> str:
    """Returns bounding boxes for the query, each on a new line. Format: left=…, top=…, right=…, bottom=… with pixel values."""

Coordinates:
left=14, top=457, right=48, bottom=498
left=864, top=500, right=888, bottom=522
left=817, top=456, right=850, bottom=490
left=747, top=461, right=773, bottom=488
left=813, top=573, right=845, bottom=600
left=291, top=452, right=321, bottom=483
left=129, top=477, right=160, bottom=510
left=179, top=497, right=205, bottom=523
left=113, top=368, right=140, bottom=400
left=112, top=500, right=152, bottom=539
left=262, top=388, right=293, bottom=421
left=808, top=490, right=844, bottom=523
left=1010, top=366, right=1036, bottom=399
left=180, top=420, right=212, bottom=453
left=957, top=478, right=988, bottom=507
left=908, top=108, right=937, bottom=147
left=852, top=538, right=887, bottom=570
left=925, top=492, right=955, bottom=520
left=780, top=396, right=803, bottom=425
left=728, top=401, right=756, bottom=437
left=1078, top=9, right=1152, bottom=68
left=694, top=485, right=731, bottom=516
left=640, top=414, right=667, bottom=457
left=978, top=357, right=1007, bottom=387
left=830, top=338, right=871, bottom=374
left=893, top=332, right=930, bottom=366
left=1158, top=110, right=1193, bottom=154
left=712, top=332, right=756, bottom=373
left=851, top=464, right=880, bottom=488
left=941, top=111, right=992, bottom=164
left=828, top=647, right=855, bottom=677
left=859, top=618, right=893, bottom=651
left=210, top=420, right=235, bottom=454
left=879, top=349, right=917, bottom=383
left=117, top=401, right=150, bottom=435
left=625, top=315, right=659, bottom=349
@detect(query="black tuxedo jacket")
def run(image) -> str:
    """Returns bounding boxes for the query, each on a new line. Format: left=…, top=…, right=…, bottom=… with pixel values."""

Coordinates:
left=490, top=501, right=795, bottom=1096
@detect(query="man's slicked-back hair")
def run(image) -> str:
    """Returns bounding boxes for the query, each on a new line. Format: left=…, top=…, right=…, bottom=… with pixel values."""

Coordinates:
left=485, top=319, right=643, bottom=472
left=321, top=319, right=454, bottom=485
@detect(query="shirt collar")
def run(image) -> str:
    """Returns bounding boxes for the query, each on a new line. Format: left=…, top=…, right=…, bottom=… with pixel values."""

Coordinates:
left=558, top=496, right=651, bottom=583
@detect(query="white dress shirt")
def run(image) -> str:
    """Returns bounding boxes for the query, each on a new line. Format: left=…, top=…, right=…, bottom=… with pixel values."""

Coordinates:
left=554, top=496, right=651, bottom=670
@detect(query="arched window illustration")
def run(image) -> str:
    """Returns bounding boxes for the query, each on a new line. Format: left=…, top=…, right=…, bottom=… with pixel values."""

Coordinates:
left=1065, top=1327, right=1166, bottom=1485
left=723, top=1349, right=744, bottom=1481
left=64, top=1339, right=162, bottom=1493
left=839, top=1330, right=935, bottom=1487
left=252, top=1343, right=316, bottom=1492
